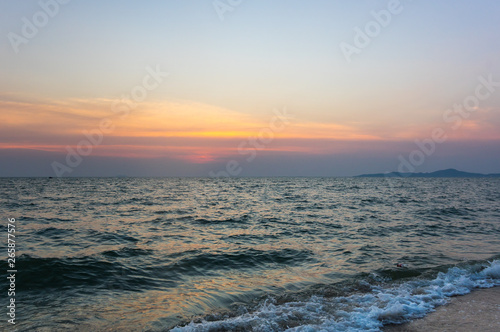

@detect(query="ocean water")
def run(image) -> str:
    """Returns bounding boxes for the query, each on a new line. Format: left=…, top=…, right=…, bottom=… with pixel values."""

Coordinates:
left=1, top=177, right=500, bottom=331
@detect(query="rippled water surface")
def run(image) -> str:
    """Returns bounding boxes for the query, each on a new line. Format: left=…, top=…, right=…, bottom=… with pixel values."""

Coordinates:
left=1, top=177, right=499, bottom=331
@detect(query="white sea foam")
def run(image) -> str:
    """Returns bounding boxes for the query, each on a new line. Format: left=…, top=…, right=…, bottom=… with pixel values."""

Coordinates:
left=171, top=260, right=500, bottom=332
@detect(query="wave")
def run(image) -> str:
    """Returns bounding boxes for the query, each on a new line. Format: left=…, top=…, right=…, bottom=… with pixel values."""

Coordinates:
left=170, top=248, right=316, bottom=274
left=171, top=259, right=500, bottom=331
left=16, top=253, right=174, bottom=293
left=16, top=248, right=315, bottom=293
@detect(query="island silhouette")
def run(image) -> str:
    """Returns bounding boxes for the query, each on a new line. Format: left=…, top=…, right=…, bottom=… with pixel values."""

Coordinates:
left=355, top=168, right=500, bottom=178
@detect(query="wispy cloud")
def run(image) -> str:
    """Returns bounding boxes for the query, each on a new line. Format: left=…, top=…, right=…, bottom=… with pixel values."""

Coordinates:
left=1, top=95, right=499, bottom=165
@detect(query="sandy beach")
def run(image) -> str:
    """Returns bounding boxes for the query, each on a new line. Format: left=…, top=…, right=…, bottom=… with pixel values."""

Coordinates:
left=384, top=286, right=500, bottom=332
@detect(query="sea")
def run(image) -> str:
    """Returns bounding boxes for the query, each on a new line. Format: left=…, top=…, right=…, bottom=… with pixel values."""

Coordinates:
left=1, top=177, right=500, bottom=331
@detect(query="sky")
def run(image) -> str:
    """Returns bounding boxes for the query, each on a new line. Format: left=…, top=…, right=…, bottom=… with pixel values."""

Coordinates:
left=1, top=0, right=500, bottom=177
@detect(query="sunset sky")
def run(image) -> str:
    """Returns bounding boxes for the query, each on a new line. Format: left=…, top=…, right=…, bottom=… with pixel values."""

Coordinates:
left=1, top=0, right=500, bottom=176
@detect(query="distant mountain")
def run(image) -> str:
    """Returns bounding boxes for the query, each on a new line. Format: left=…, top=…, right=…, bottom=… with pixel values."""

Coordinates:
left=355, top=168, right=500, bottom=178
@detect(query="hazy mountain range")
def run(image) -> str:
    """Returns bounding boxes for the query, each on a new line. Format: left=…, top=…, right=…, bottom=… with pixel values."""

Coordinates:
left=355, top=168, right=500, bottom=178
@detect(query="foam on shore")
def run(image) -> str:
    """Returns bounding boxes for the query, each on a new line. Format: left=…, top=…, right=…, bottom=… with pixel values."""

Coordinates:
left=172, top=260, right=500, bottom=331
left=384, top=286, right=500, bottom=332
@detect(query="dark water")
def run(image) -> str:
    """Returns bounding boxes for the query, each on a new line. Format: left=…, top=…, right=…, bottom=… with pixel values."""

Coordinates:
left=1, top=177, right=500, bottom=331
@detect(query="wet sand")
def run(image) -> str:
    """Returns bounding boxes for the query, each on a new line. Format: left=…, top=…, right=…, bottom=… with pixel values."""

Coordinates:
left=384, top=286, right=500, bottom=332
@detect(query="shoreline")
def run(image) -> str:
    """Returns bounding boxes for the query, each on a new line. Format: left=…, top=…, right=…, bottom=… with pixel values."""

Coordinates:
left=383, top=286, right=500, bottom=332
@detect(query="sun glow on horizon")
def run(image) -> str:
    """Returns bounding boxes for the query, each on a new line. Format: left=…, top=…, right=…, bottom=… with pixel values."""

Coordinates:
left=1, top=94, right=500, bottom=165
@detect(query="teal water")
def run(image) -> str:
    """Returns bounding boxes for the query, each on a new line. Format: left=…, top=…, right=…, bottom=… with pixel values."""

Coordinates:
left=1, top=177, right=499, bottom=331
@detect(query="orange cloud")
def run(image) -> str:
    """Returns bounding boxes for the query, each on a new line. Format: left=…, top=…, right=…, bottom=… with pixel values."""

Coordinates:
left=1, top=95, right=499, bottom=163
